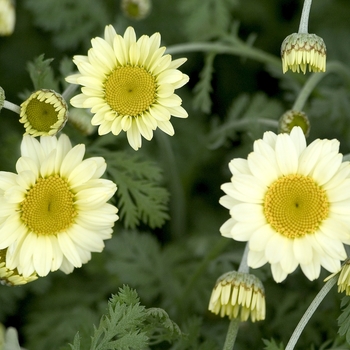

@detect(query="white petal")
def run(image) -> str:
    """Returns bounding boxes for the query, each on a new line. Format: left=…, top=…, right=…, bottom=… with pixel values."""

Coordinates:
left=275, top=133, right=299, bottom=174
left=271, top=263, right=288, bottom=283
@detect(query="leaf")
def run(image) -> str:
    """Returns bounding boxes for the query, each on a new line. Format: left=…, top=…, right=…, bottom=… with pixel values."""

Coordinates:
left=208, top=92, right=283, bottom=149
left=89, top=286, right=148, bottom=350
left=95, top=148, right=170, bottom=229
left=24, top=0, right=110, bottom=50
left=193, top=53, right=216, bottom=113
left=69, top=333, right=81, bottom=350
left=26, top=54, right=59, bottom=91
left=262, top=338, right=285, bottom=350
left=179, top=0, right=239, bottom=41
left=338, top=296, right=350, bottom=344
left=105, top=231, right=165, bottom=302
left=144, top=308, right=182, bottom=345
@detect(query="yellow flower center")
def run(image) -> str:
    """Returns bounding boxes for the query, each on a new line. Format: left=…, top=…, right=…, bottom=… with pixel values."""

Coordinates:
left=20, top=175, right=77, bottom=235
left=263, top=174, right=329, bottom=238
left=25, top=98, right=60, bottom=132
left=104, top=66, right=156, bottom=116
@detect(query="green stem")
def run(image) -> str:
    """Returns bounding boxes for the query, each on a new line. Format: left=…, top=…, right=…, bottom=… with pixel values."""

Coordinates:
left=166, top=41, right=281, bottom=69
left=3, top=100, right=20, bottom=114
left=211, top=118, right=279, bottom=141
left=155, top=130, right=186, bottom=238
left=292, top=61, right=350, bottom=111
left=285, top=275, right=337, bottom=350
left=298, top=0, right=312, bottom=33
left=238, top=243, right=249, bottom=274
left=223, top=318, right=240, bottom=350
left=62, top=83, right=78, bottom=101
left=221, top=244, right=249, bottom=350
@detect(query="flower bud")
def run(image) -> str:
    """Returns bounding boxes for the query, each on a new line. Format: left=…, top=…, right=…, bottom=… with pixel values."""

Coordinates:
left=278, top=110, right=310, bottom=137
left=281, top=33, right=326, bottom=74
left=20, top=89, right=68, bottom=136
left=208, top=271, right=265, bottom=322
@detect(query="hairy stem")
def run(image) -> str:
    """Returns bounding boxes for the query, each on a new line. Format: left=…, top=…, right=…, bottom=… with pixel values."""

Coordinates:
left=298, top=0, right=312, bottom=33
left=223, top=318, right=240, bottom=350
left=166, top=41, right=281, bottom=69
left=3, top=100, right=20, bottom=114
left=285, top=276, right=337, bottom=350
left=292, top=61, right=350, bottom=111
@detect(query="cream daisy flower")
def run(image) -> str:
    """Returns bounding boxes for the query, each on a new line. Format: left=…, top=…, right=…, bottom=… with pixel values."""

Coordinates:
left=220, top=127, right=350, bottom=283
left=0, top=134, right=118, bottom=277
left=66, top=25, right=189, bottom=150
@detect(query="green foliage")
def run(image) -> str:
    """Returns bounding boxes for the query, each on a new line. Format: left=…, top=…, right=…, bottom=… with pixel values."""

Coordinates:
left=24, top=0, right=111, bottom=50
left=338, top=296, right=350, bottom=344
left=26, top=54, right=59, bottom=92
left=69, top=286, right=182, bottom=350
left=3, top=1, right=350, bottom=350
left=178, top=0, right=238, bottom=40
left=170, top=317, right=219, bottom=350
left=192, top=53, right=216, bottom=114
left=262, top=338, right=284, bottom=350
left=94, top=148, right=170, bottom=229
left=208, top=92, right=283, bottom=149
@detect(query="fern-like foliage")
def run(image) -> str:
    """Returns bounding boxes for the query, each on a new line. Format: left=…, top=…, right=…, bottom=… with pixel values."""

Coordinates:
left=26, top=54, right=60, bottom=92
left=262, top=338, right=284, bottom=350
left=193, top=53, right=216, bottom=114
left=24, top=0, right=111, bottom=50
left=69, top=286, right=182, bottom=350
left=338, top=296, right=350, bottom=344
left=178, top=0, right=238, bottom=41
left=91, top=147, right=170, bottom=229
left=208, top=92, right=283, bottom=149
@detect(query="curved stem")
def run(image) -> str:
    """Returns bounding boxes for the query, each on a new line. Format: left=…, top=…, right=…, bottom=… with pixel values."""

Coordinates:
left=3, top=100, right=20, bottom=114
left=166, top=41, right=281, bottom=69
left=210, top=118, right=279, bottom=143
left=285, top=275, right=337, bottom=350
left=298, top=0, right=312, bottom=34
left=292, top=61, right=350, bottom=111
left=223, top=318, right=240, bottom=350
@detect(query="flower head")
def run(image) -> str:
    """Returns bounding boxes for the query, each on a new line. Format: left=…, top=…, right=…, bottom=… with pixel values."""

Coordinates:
left=66, top=25, right=189, bottom=150
left=0, top=0, right=15, bottom=36
left=281, top=33, right=326, bottom=74
left=0, top=249, right=37, bottom=285
left=0, top=134, right=118, bottom=277
left=220, top=127, right=350, bottom=282
left=121, top=0, right=151, bottom=20
left=278, top=110, right=310, bottom=137
left=208, top=271, right=265, bottom=322
left=20, top=89, right=68, bottom=136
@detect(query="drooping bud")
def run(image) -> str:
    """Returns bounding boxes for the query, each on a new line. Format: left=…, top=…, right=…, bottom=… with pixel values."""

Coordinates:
left=208, top=271, right=265, bottom=322
left=281, top=33, right=326, bottom=74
